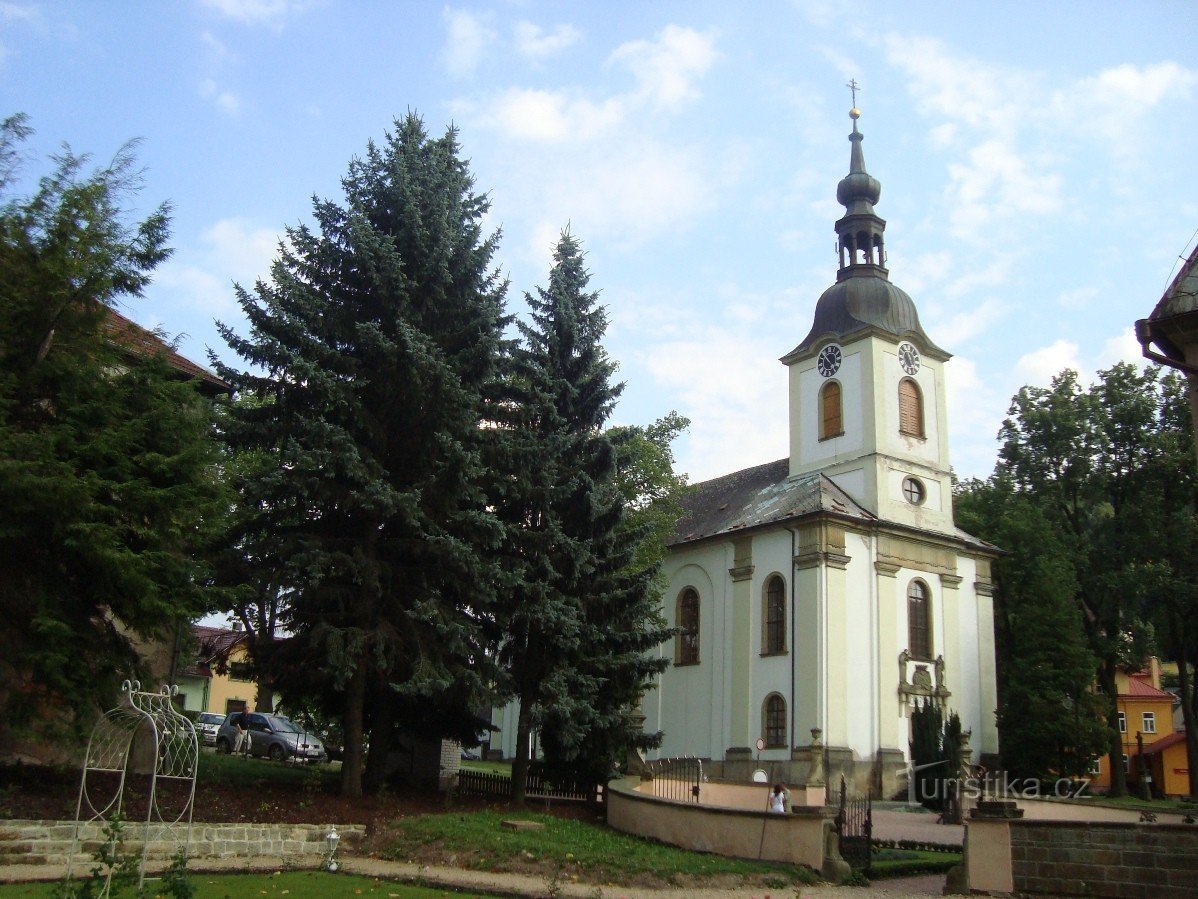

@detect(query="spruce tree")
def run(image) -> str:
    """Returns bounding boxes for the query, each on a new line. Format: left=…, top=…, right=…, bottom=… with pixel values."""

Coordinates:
left=0, top=115, right=225, bottom=737
left=495, top=231, right=672, bottom=798
left=215, top=114, right=508, bottom=797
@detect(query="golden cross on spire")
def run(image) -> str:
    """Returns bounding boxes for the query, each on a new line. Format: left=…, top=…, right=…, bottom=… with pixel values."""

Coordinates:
left=847, top=78, right=860, bottom=108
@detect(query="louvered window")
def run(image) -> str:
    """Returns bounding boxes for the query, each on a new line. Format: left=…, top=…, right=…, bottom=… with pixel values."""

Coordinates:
left=820, top=381, right=843, bottom=439
left=899, top=378, right=924, bottom=437
left=764, top=576, right=786, bottom=654
left=677, top=589, right=700, bottom=665
left=908, top=580, right=932, bottom=660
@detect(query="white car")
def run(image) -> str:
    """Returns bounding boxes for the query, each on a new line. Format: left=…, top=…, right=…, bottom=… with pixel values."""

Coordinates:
left=196, top=711, right=225, bottom=746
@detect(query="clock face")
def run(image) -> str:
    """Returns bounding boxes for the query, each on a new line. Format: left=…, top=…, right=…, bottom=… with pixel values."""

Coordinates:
left=817, top=344, right=842, bottom=378
left=898, top=342, right=921, bottom=376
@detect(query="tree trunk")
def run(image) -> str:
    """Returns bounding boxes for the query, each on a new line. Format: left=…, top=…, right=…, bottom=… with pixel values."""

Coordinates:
left=340, top=661, right=368, bottom=798
left=1182, top=653, right=1198, bottom=799
left=1098, top=662, right=1127, bottom=797
left=363, top=680, right=395, bottom=795
left=510, top=698, right=533, bottom=804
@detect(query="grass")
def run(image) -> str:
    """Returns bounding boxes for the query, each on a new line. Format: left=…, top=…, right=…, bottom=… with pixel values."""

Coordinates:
left=868, top=847, right=961, bottom=879
left=384, top=809, right=817, bottom=886
left=0, top=872, right=494, bottom=899
left=457, top=760, right=511, bottom=777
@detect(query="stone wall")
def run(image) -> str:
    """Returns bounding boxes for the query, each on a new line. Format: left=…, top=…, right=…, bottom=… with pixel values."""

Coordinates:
left=1007, top=821, right=1198, bottom=897
left=0, top=821, right=365, bottom=867
left=606, top=777, right=845, bottom=880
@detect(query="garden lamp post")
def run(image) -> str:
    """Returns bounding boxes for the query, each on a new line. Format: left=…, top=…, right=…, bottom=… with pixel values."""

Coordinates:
left=324, top=825, right=340, bottom=872
left=1136, top=243, right=1198, bottom=465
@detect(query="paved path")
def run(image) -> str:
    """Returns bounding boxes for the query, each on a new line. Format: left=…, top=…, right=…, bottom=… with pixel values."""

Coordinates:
left=0, top=853, right=945, bottom=898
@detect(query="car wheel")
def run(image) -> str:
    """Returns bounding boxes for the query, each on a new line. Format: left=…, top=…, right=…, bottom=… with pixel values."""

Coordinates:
left=216, top=738, right=231, bottom=754
left=268, top=743, right=286, bottom=762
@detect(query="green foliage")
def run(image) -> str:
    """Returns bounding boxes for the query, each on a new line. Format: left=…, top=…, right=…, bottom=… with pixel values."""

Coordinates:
left=19, top=873, right=492, bottom=899
left=491, top=231, right=676, bottom=792
left=961, top=362, right=1198, bottom=795
left=215, top=113, right=509, bottom=796
left=956, top=477, right=1107, bottom=780
left=0, top=115, right=225, bottom=736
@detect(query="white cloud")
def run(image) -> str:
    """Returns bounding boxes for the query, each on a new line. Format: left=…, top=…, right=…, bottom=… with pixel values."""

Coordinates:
left=1015, top=339, right=1082, bottom=387
left=0, top=2, right=39, bottom=24
left=608, top=25, right=719, bottom=109
left=200, top=78, right=241, bottom=115
left=928, top=297, right=1009, bottom=348
left=1058, top=61, right=1198, bottom=163
left=514, top=21, right=580, bottom=61
left=479, top=87, right=624, bottom=142
left=945, top=354, right=1004, bottom=477
left=442, top=8, right=496, bottom=78
left=201, top=0, right=299, bottom=27
left=154, top=218, right=280, bottom=318
left=644, top=330, right=788, bottom=482
left=1059, top=286, right=1099, bottom=310
left=1097, top=327, right=1143, bottom=370
left=945, top=139, right=1061, bottom=239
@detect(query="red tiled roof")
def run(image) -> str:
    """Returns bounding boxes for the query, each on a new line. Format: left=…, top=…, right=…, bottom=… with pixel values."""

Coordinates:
left=193, top=625, right=247, bottom=664
left=103, top=307, right=230, bottom=392
left=1142, top=731, right=1187, bottom=755
left=1121, top=678, right=1176, bottom=700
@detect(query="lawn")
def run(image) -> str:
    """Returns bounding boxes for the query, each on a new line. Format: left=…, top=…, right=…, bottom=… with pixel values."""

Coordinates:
left=0, top=872, right=493, bottom=899
left=382, top=809, right=817, bottom=887
left=197, top=750, right=341, bottom=790
left=869, top=847, right=961, bottom=879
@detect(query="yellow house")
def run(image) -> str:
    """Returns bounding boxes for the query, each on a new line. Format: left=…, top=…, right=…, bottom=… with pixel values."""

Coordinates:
left=1090, top=658, right=1177, bottom=792
left=179, top=625, right=275, bottom=715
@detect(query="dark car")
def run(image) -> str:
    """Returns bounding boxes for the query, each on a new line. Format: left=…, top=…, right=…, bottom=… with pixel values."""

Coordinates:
left=215, top=712, right=326, bottom=762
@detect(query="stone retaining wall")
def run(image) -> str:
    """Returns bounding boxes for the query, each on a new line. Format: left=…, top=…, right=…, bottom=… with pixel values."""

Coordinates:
left=1009, top=821, right=1198, bottom=897
left=0, top=821, right=365, bottom=867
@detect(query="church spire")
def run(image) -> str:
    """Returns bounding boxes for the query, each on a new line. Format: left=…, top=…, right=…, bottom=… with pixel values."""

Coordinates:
left=834, top=94, right=887, bottom=281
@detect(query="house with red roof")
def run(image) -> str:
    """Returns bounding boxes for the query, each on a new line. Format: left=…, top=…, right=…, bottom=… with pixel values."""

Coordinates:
left=1090, top=658, right=1180, bottom=793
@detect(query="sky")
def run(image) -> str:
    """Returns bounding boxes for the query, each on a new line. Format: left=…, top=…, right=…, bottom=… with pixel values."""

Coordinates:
left=3, top=0, right=1197, bottom=484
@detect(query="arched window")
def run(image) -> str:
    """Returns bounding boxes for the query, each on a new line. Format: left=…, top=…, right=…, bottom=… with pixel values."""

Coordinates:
left=820, top=381, right=843, bottom=440
left=908, top=580, right=932, bottom=660
left=763, top=575, right=786, bottom=655
left=763, top=694, right=787, bottom=748
left=676, top=588, right=700, bottom=665
left=899, top=378, right=924, bottom=438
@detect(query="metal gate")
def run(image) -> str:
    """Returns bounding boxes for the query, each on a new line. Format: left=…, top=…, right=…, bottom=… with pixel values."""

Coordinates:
left=835, top=775, right=872, bottom=875
left=645, top=757, right=703, bottom=802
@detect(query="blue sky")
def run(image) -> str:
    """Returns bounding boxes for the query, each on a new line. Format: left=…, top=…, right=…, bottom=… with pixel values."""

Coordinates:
left=4, top=1, right=1197, bottom=483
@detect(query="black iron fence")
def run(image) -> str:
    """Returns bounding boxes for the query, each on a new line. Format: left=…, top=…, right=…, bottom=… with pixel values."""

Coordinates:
left=835, top=775, right=872, bottom=875
left=456, top=764, right=601, bottom=803
left=645, top=756, right=704, bottom=803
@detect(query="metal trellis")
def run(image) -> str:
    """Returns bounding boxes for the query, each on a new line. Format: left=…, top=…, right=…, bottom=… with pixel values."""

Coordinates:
left=65, top=680, right=198, bottom=895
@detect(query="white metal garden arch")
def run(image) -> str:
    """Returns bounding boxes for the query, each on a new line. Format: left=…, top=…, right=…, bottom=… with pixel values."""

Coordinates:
left=66, top=680, right=198, bottom=894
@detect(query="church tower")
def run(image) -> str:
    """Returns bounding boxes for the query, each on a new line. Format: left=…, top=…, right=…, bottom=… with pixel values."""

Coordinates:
left=782, top=104, right=955, bottom=535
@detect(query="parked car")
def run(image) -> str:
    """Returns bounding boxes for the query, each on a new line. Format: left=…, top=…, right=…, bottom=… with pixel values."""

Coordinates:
left=195, top=712, right=224, bottom=747
left=215, top=712, right=326, bottom=762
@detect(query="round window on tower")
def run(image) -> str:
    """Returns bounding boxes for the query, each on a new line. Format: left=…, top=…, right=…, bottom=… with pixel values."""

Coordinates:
left=902, top=476, right=926, bottom=506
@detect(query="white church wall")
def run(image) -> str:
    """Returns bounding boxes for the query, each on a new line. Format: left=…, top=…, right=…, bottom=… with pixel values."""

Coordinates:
left=952, top=556, right=987, bottom=759
left=827, top=467, right=866, bottom=504
left=652, top=553, right=725, bottom=759
left=792, top=346, right=865, bottom=473
left=748, top=530, right=798, bottom=761
left=843, top=531, right=876, bottom=760
left=874, top=341, right=943, bottom=471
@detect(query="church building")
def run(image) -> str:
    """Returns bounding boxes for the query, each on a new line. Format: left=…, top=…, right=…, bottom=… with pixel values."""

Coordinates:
left=641, top=105, right=1000, bottom=797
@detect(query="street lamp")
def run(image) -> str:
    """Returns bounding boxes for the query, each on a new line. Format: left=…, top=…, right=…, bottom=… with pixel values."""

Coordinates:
left=324, top=825, right=340, bottom=872
left=1136, top=243, right=1198, bottom=464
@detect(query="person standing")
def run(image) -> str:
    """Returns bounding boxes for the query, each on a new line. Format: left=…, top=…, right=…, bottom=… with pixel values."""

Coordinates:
left=234, top=709, right=252, bottom=756
left=770, top=783, right=789, bottom=813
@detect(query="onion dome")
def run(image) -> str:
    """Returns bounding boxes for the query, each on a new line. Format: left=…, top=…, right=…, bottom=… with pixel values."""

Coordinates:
left=783, top=105, right=947, bottom=363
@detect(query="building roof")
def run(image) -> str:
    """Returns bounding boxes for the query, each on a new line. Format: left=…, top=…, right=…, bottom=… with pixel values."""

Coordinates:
left=670, top=458, right=875, bottom=546
left=1121, top=677, right=1177, bottom=701
left=103, top=307, right=230, bottom=394
left=670, top=457, right=999, bottom=553
left=180, top=624, right=248, bottom=677
left=1142, top=730, right=1187, bottom=755
left=782, top=107, right=947, bottom=364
